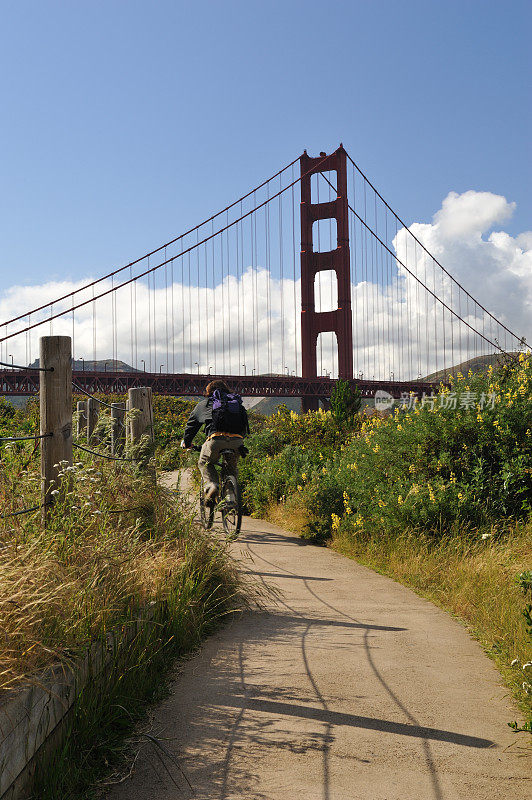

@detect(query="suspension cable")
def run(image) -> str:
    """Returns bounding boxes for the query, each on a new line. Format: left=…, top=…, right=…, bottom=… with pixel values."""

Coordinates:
left=1, top=156, right=301, bottom=332
left=318, top=171, right=515, bottom=355
left=0, top=154, right=333, bottom=346
left=345, top=151, right=523, bottom=344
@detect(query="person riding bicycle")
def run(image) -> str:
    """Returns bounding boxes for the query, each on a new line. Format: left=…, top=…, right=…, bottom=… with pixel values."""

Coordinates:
left=180, top=380, right=249, bottom=503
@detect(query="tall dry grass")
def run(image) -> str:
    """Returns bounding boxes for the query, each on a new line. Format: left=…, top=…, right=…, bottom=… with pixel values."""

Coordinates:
left=0, top=440, right=244, bottom=796
left=0, top=452, right=241, bottom=694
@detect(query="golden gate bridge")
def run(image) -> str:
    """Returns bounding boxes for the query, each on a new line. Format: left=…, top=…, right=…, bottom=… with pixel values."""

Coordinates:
left=0, top=146, right=524, bottom=410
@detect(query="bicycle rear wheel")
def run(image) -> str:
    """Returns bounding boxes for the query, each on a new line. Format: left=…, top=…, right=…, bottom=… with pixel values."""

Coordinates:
left=199, top=478, right=214, bottom=530
left=221, top=474, right=242, bottom=539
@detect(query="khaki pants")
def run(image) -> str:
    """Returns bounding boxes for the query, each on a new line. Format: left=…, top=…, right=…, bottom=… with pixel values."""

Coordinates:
left=198, top=435, right=243, bottom=488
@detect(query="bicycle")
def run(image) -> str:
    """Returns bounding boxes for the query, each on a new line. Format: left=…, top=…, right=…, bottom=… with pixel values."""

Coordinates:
left=192, top=445, right=243, bottom=538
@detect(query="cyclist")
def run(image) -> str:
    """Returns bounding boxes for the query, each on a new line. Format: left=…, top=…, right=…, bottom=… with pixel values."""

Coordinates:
left=180, top=380, right=249, bottom=503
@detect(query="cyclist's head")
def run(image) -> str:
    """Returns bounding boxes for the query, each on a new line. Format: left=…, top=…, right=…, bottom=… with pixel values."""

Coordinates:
left=204, top=379, right=230, bottom=397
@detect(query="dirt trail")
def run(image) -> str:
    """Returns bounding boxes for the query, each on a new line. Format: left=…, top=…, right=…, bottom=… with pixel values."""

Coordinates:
left=106, top=471, right=530, bottom=800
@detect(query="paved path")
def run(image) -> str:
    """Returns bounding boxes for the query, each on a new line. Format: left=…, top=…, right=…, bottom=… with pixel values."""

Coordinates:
left=106, top=471, right=530, bottom=800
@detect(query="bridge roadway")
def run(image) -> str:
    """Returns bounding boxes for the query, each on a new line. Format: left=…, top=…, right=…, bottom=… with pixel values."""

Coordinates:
left=0, top=369, right=436, bottom=399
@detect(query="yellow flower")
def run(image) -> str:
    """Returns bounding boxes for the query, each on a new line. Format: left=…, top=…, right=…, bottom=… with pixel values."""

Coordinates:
left=331, top=513, right=341, bottom=531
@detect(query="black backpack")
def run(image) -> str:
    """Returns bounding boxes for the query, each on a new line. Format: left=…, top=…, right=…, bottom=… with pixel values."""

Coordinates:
left=211, top=390, right=249, bottom=435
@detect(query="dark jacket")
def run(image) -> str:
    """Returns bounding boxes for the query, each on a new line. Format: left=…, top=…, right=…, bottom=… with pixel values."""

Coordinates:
left=182, top=397, right=249, bottom=447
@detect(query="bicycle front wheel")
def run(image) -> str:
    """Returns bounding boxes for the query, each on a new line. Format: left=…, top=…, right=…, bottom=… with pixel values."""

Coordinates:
left=221, top=475, right=242, bottom=539
left=199, top=478, right=214, bottom=530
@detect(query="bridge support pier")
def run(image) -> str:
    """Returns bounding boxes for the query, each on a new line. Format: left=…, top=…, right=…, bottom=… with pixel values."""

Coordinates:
left=300, top=146, right=353, bottom=413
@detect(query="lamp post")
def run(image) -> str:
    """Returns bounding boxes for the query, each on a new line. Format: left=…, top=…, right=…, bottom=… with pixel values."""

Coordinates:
left=252, top=368, right=256, bottom=375
left=208, top=365, right=213, bottom=375
left=8, top=354, right=13, bottom=369
left=242, top=364, right=246, bottom=375
left=160, top=364, right=164, bottom=374
left=81, top=358, right=85, bottom=372
left=141, top=359, right=146, bottom=373
left=194, top=362, right=199, bottom=374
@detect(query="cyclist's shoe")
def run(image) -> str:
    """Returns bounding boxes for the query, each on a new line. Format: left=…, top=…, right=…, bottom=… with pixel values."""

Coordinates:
left=225, top=487, right=236, bottom=506
left=204, top=483, right=218, bottom=503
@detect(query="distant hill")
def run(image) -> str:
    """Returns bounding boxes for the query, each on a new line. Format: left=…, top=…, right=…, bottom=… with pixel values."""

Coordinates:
left=423, top=352, right=520, bottom=383
left=29, top=358, right=139, bottom=373
left=250, top=397, right=302, bottom=416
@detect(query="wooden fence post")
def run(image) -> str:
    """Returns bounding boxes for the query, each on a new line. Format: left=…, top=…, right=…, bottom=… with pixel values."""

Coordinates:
left=76, top=401, right=87, bottom=439
left=127, top=388, right=153, bottom=445
left=40, top=336, right=72, bottom=523
left=87, top=398, right=99, bottom=443
left=111, top=402, right=126, bottom=455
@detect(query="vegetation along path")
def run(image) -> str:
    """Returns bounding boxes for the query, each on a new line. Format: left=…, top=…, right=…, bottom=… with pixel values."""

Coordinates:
left=106, top=470, right=530, bottom=800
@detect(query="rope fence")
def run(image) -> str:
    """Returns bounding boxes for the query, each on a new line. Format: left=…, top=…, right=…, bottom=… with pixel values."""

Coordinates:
left=0, top=503, right=49, bottom=520
left=0, top=359, right=53, bottom=372
left=0, top=433, right=52, bottom=443
left=72, top=441, right=131, bottom=462
left=0, top=335, right=155, bottom=525
left=72, top=381, right=115, bottom=408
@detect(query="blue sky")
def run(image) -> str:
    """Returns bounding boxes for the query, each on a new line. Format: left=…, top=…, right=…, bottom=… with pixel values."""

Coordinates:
left=0, top=0, right=530, bottom=290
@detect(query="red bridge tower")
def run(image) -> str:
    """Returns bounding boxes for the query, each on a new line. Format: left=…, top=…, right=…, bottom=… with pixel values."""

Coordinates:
left=300, top=146, right=353, bottom=411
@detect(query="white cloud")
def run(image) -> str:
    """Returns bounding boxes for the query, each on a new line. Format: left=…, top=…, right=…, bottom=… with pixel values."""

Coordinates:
left=398, top=189, right=532, bottom=345
left=0, top=189, right=530, bottom=381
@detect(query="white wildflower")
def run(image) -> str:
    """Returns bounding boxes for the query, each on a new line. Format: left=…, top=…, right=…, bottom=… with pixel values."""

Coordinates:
left=511, top=658, right=519, bottom=667
left=523, top=662, right=532, bottom=671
